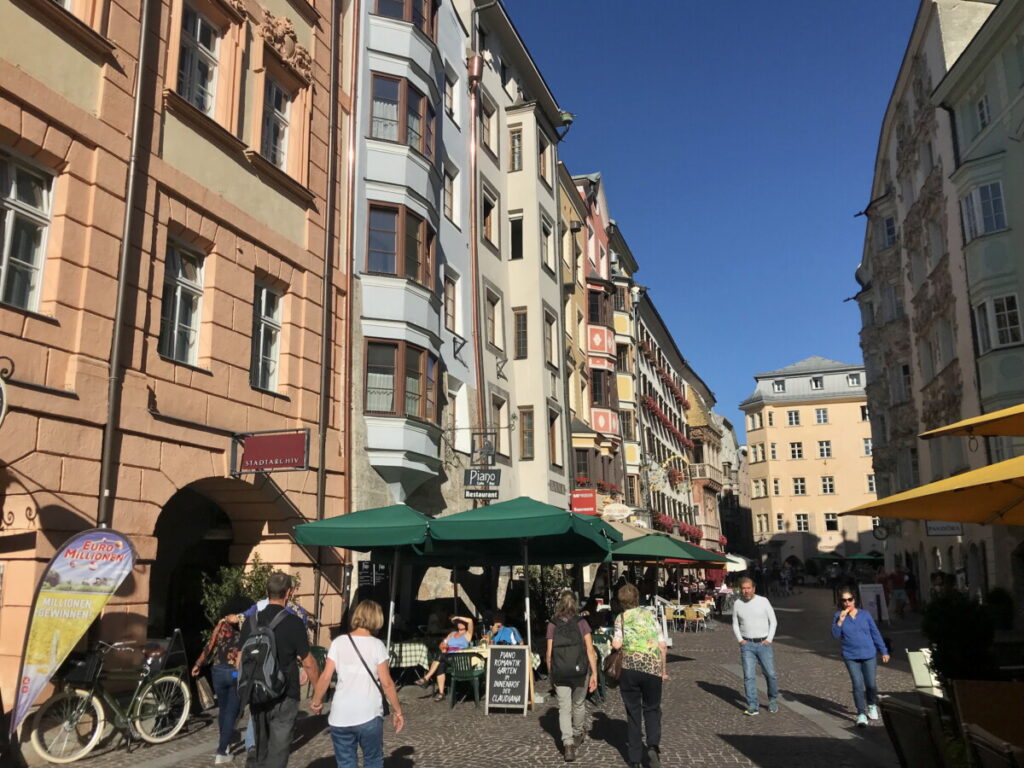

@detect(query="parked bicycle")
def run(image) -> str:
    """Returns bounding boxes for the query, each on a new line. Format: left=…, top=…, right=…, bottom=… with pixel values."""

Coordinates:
left=30, top=631, right=192, bottom=763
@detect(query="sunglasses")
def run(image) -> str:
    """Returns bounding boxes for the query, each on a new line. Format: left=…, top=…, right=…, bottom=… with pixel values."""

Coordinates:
left=841, top=598, right=855, bottom=603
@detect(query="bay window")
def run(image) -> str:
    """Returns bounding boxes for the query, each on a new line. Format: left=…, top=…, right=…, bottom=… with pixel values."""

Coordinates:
left=365, top=339, right=440, bottom=423
left=370, top=74, right=435, bottom=158
left=974, top=294, right=1022, bottom=352
left=366, top=202, right=435, bottom=288
left=960, top=182, right=1006, bottom=242
left=372, top=0, right=435, bottom=38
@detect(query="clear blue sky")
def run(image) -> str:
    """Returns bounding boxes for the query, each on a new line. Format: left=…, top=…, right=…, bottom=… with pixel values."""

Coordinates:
left=510, top=1, right=920, bottom=441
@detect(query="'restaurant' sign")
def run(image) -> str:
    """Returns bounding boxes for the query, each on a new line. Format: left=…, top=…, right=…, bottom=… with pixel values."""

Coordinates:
left=570, top=489, right=598, bottom=515
left=233, top=429, right=310, bottom=474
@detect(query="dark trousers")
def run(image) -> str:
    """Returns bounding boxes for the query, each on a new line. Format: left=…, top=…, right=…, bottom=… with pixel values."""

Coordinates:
left=251, top=696, right=299, bottom=768
left=211, top=664, right=241, bottom=755
left=619, top=668, right=662, bottom=764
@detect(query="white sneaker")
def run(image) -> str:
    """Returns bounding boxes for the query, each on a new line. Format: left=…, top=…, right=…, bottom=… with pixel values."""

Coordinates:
left=215, top=753, right=233, bottom=765
left=856, top=714, right=868, bottom=727
left=866, top=705, right=879, bottom=721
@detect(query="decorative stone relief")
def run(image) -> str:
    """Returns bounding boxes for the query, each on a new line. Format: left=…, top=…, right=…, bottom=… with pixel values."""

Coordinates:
left=921, top=364, right=963, bottom=429
left=258, top=10, right=312, bottom=82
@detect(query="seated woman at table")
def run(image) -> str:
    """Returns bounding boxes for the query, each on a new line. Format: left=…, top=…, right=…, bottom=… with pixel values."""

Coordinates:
left=484, top=611, right=523, bottom=645
left=414, top=615, right=474, bottom=700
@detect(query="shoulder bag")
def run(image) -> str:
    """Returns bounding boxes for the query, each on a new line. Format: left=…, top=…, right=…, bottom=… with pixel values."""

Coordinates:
left=347, top=635, right=391, bottom=716
left=602, top=614, right=624, bottom=688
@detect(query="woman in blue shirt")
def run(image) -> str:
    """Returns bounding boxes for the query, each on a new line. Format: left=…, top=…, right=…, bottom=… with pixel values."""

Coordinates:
left=832, top=590, right=890, bottom=727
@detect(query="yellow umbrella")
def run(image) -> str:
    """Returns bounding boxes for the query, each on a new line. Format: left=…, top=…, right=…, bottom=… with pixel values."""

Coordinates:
left=841, top=455, right=1024, bottom=526
left=919, top=402, right=1024, bottom=439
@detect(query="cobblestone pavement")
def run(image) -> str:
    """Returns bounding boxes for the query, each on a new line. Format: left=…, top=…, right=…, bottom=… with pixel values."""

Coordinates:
left=17, top=587, right=925, bottom=767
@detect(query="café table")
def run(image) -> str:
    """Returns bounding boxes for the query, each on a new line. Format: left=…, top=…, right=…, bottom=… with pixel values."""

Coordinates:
left=389, top=640, right=433, bottom=686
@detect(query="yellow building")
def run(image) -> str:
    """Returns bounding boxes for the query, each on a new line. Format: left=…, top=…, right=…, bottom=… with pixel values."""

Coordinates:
left=741, top=357, right=877, bottom=567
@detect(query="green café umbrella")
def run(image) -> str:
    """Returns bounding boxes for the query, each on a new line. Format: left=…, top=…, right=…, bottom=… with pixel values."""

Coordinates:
left=847, top=551, right=884, bottom=561
left=294, top=504, right=429, bottom=549
left=613, top=533, right=726, bottom=563
left=429, top=496, right=620, bottom=649
left=293, top=504, right=430, bottom=649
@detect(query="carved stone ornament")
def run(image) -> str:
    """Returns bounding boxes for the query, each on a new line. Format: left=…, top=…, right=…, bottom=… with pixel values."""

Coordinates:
left=225, top=0, right=246, bottom=17
left=259, top=9, right=312, bottom=81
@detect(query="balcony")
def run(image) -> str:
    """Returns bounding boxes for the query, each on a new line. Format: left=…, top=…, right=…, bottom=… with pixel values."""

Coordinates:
left=689, top=463, right=724, bottom=486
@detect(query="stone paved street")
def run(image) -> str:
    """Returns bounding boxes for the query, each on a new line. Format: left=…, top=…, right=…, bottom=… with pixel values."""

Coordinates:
left=18, top=587, right=925, bottom=767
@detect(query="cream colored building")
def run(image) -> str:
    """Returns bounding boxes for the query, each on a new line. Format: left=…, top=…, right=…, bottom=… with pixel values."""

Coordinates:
left=741, top=357, right=877, bottom=566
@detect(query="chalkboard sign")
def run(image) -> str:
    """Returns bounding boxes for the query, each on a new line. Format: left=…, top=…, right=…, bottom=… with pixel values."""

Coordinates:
left=484, top=645, right=531, bottom=715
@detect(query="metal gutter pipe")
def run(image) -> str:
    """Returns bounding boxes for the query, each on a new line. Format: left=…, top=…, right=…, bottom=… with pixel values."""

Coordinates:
left=97, top=0, right=153, bottom=528
left=313, top=0, right=345, bottom=631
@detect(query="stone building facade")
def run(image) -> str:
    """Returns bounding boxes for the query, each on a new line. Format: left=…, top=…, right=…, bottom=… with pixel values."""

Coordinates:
left=0, top=0, right=351, bottom=713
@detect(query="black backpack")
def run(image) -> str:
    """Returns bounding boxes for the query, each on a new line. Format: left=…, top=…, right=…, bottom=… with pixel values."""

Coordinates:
left=550, top=616, right=588, bottom=686
left=238, top=610, right=289, bottom=706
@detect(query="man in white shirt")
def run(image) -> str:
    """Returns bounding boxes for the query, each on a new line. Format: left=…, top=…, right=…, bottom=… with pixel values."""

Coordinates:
left=731, top=577, right=779, bottom=716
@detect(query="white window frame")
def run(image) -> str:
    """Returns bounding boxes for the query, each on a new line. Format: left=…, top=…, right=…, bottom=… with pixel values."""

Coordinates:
left=261, top=77, right=291, bottom=170
left=818, top=440, right=832, bottom=459
left=178, top=4, right=220, bottom=116
left=772, top=379, right=785, bottom=393
left=251, top=282, right=282, bottom=391
left=795, top=513, right=809, bottom=532
left=974, top=294, right=1022, bottom=353
left=867, top=474, right=876, bottom=493
left=787, top=410, right=800, bottom=426
left=775, top=512, right=784, bottom=530
left=158, top=242, right=204, bottom=365
left=0, top=151, right=52, bottom=311
left=960, top=182, right=1007, bottom=243
left=847, top=373, right=861, bottom=387
left=789, top=442, right=803, bottom=460
left=810, top=376, right=823, bottom=390
left=975, top=94, right=991, bottom=133
left=769, top=443, right=777, bottom=460
left=882, top=216, right=896, bottom=249
left=772, top=478, right=780, bottom=496
left=815, top=407, right=828, bottom=424
left=793, top=477, right=806, bottom=496
left=824, top=511, right=838, bottom=529
left=821, top=476, right=835, bottom=495
left=863, top=437, right=873, bottom=456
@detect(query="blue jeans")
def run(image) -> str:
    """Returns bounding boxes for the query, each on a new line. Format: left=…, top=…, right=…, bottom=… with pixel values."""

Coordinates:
left=844, top=657, right=878, bottom=715
left=330, top=717, right=384, bottom=768
left=211, top=664, right=241, bottom=755
left=740, top=642, right=778, bottom=711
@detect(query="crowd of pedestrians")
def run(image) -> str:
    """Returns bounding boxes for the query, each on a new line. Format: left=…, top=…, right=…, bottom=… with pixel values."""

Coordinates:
left=191, top=563, right=903, bottom=768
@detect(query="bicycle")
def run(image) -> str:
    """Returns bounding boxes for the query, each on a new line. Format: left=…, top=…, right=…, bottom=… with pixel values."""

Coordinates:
left=30, top=631, right=192, bottom=764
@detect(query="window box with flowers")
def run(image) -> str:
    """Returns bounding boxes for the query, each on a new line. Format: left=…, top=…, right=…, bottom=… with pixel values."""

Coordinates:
left=596, top=481, right=609, bottom=493
left=575, top=476, right=591, bottom=487
left=654, top=514, right=676, bottom=533
left=607, top=483, right=621, bottom=495
left=718, top=535, right=728, bottom=549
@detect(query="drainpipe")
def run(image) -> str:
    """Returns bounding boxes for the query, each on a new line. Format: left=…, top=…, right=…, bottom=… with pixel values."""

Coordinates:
left=556, top=171, right=573, bottom=502
left=97, top=0, right=154, bottom=528
left=313, top=0, right=347, bottom=634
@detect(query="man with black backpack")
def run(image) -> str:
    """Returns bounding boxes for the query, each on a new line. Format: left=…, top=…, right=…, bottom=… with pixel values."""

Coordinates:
left=237, top=573, right=319, bottom=768
left=546, top=590, right=598, bottom=763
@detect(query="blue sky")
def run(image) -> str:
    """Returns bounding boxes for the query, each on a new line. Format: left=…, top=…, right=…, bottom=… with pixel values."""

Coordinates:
left=510, top=1, right=921, bottom=440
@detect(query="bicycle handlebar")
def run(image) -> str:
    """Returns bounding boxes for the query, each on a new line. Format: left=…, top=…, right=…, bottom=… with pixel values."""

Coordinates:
left=97, top=641, right=134, bottom=653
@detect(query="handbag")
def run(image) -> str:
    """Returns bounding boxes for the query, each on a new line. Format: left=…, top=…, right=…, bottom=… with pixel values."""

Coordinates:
left=195, top=675, right=216, bottom=711
left=602, top=649, right=623, bottom=688
left=347, top=635, right=391, bottom=716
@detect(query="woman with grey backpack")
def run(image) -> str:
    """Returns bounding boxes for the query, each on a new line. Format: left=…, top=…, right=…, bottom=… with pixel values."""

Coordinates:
left=546, top=590, right=598, bottom=763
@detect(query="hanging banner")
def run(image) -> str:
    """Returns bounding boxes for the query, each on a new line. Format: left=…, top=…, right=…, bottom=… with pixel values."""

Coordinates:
left=11, top=529, right=136, bottom=733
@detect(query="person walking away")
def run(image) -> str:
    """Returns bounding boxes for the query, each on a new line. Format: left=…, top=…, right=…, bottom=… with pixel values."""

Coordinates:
left=731, top=577, right=779, bottom=715
left=192, top=596, right=253, bottom=763
left=888, top=568, right=908, bottom=618
left=831, top=589, right=889, bottom=726
left=310, top=600, right=404, bottom=768
left=612, top=583, right=667, bottom=768
left=237, top=573, right=319, bottom=768
left=546, top=591, right=598, bottom=763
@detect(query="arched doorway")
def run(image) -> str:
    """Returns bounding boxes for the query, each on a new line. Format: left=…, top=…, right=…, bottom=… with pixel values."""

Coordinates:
left=148, top=486, right=235, bottom=661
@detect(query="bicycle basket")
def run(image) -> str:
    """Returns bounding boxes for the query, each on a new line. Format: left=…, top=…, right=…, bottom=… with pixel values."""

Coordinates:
left=58, top=652, right=102, bottom=686
left=142, top=629, right=188, bottom=674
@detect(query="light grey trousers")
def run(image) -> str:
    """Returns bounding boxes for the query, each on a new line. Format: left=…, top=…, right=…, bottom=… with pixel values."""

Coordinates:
left=555, top=679, right=588, bottom=745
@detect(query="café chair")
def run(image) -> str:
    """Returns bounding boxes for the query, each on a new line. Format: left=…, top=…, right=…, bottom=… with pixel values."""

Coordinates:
left=447, top=652, right=486, bottom=708
left=963, top=722, right=1024, bottom=768
left=879, top=695, right=947, bottom=768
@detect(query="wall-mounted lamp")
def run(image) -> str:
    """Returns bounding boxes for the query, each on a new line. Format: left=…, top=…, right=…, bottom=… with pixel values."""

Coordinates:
left=569, top=220, right=583, bottom=233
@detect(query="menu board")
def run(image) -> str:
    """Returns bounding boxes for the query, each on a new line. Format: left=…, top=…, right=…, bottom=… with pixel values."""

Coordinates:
left=484, top=645, right=531, bottom=715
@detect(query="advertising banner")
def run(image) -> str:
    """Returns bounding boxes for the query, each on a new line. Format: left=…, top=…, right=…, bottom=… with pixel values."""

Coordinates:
left=11, top=529, right=136, bottom=733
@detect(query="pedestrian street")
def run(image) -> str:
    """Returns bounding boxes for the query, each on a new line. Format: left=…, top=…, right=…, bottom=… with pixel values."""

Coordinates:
left=48, top=587, right=920, bottom=768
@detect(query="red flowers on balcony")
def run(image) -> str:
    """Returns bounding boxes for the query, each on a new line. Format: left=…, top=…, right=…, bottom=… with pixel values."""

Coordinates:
left=575, top=476, right=591, bottom=487
left=654, top=514, right=676, bottom=533
left=596, top=481, right=609, bottom=493
left=680, top=523, right=703, bottom=543
left=667, top=468, right=685, bottom=489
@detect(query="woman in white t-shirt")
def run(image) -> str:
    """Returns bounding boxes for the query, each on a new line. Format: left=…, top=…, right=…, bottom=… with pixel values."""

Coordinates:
left=310, top=600, right=404, bottom=768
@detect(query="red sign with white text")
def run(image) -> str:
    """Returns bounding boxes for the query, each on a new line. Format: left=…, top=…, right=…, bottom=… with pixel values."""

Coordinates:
left=239, top=432, right=308, bottom=473
left=570, top=489, right=598, bottom=515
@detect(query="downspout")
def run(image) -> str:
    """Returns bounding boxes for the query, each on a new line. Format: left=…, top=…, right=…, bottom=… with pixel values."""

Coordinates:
left=97, top=0, right=154, bottom=528
left=313, top=0, right=346, bottom=632
left=339, top=0, right=362, bottom=623
left=555, top=171, right=572, bottom=501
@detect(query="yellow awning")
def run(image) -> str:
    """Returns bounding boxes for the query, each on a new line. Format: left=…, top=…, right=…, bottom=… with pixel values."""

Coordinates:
left=919, top=402, right=1024, bottom=439
left=840, top=455, right=1024, bottom=526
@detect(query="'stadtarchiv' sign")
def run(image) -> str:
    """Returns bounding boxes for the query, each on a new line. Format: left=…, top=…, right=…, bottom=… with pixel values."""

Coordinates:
left=464, top=468, right=501, bottom=486
left=465, top=489, right=499, bottom=500
left=236, top=430, right=309, bottom=473
left=926, top=520, right=964, bottom=537
left=485, top=645, right=531, bottom=715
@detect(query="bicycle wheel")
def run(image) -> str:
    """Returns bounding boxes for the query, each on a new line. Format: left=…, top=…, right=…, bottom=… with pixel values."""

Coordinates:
left=132, top=674, right=191, bottom=743
left=30, top=689, right=106, bottom=764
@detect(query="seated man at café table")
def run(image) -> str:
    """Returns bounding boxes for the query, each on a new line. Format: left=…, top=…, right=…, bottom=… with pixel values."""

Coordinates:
left=484, top=611, right=523, bottom=645
left=414, top=615, right=474, bottom=701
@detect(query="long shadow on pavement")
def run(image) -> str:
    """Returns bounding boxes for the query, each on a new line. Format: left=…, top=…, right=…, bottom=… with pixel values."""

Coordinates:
left=290, top=712, right=329, bottom=753
left=780, top=688, right=852, bottom=720
left=307, top=745, right=416, bottom=767
left=696, top=680, right=745, bottom=711
left=588, top=710, right=628, bottom=763
left=718, top=734, right=875, bottom=768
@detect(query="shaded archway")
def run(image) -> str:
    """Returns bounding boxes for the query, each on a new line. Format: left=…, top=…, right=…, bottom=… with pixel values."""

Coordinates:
left=148, top=486, right=235, bottom=661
